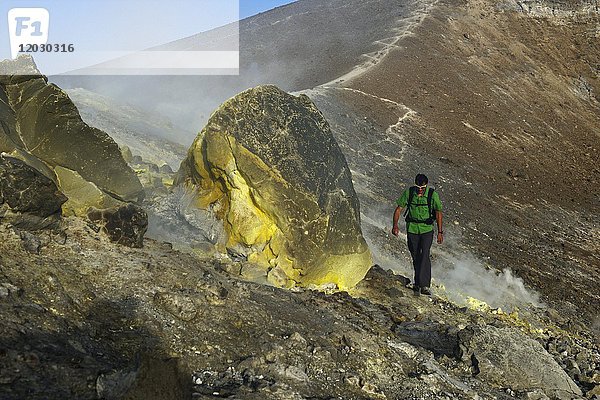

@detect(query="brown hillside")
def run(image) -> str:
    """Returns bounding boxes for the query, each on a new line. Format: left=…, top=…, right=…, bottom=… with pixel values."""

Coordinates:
left=340, top=0, right=600, bottom=322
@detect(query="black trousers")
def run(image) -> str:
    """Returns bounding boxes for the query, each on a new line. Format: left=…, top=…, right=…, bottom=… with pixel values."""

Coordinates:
left=407, top=230, right=434, bottom=288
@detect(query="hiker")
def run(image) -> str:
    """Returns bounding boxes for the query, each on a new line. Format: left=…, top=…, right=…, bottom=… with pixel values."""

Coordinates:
left=392, top=174, right=443, bottom=295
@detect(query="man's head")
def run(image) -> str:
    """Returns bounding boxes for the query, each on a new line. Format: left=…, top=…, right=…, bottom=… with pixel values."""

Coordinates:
left=415, top=174, right=428, bottom=196
left=415, top=174, right=428, bottom=186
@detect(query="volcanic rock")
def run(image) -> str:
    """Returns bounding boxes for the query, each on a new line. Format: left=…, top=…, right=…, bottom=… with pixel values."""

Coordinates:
left=176, top=85, right=372, bottom=289
left=55, top=166, right=122, bottom=217
left=393, top=321, right=461, bottom=357
left=87, top=204, right=148, bottom=248
left=458, top=325, right=582, bottom=397
left=0, top=55, right=143, bottom=203
left=96, top=355, right=190, bottom=400
left=0, top=153, right=66, bottom=229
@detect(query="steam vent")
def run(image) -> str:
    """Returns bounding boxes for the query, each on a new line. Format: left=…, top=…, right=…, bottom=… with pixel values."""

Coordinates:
left=177, top=85, right=372, bottom=289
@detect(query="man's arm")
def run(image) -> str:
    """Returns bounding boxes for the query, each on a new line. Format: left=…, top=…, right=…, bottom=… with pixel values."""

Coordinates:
left=392, top=206, right=403, bottom=236
left=436, top=210, right=443, bottom=244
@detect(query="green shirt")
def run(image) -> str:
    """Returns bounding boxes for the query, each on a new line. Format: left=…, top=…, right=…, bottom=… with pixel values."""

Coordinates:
left=396, top=187, right=443, bottom=234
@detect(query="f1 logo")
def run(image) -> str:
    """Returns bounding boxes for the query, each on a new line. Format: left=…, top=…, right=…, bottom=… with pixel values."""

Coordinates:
left=7, top=8, right=49, bottom=59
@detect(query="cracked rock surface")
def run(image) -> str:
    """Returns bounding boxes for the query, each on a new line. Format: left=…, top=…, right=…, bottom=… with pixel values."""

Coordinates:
left=176, top=85, right=372, bottom=290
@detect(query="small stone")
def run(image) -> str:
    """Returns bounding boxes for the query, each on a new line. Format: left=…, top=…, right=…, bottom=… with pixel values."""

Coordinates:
left=23, top=352, right=40, bottom=368
left=52, top=230, right=68, bottom=245
left=566, top=359, right=579, bottom=370
left=283, top=366, right=308, bottom=382
left=587, top=385, right=600, bottom=398
left=575, top=350, right=589, bottom=363
left=0, top=376, right=15, bottom=384
left=362, top=382, right=386, bottom=398
left=267, top=265, right=290, bottom=288
left=587, top=373, right=600, bottom=384
left=578, top=361, right=591, bottom=375
left=345, top=375, right=361, bottom=387
left=288, top=332, right=307, bottom=346
left=568, top=367, right=581, bottom=381
left=159, top=164, right=174, bottom=174
left=545, top=308, right=561, bottom=321
left=19, top=231, right=41, bottom=254
left=523, top=389, right=550, bottom=400
left=87, top=203, right=148, bottom=248
left=160, top=242, right=173, bottom=250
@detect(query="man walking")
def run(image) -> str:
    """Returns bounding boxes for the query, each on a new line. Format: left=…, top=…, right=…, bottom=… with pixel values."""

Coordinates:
left=392, top=174, right=443, bottom=295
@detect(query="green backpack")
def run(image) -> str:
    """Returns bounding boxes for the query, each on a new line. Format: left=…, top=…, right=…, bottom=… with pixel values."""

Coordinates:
left=403, top=186, right=436, bottom=225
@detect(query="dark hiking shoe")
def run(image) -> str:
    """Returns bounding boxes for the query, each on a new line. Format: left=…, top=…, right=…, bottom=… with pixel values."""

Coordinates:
left=412, top=286, right=420, bottom=296
left=420, top=287, right=432, bottom=296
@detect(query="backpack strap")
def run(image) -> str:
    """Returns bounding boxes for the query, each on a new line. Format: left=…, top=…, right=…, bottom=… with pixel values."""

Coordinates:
left=426, top=188, right=435, bottom=225
left=403, top=186, right=416, bottom=218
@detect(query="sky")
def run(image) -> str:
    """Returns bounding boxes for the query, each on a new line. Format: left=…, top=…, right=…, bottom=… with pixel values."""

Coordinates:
left=240, top=0, right=297, bottom=19
left=1, top=0, right=298, bottom=65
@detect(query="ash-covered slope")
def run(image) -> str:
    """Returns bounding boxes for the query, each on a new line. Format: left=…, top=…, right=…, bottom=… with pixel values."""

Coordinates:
left=66, top=88, right=187, bottom=170
left=50, top=0, right=431, bottom=139
left=312, top=0, right=600, bottom=324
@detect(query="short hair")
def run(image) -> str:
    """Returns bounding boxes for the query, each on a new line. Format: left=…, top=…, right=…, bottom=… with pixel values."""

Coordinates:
left=415, top=174, right=428, bottom=186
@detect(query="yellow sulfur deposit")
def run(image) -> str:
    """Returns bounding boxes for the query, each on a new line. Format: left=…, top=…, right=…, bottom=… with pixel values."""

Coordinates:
left=54, top=166, right=122, bottom=217
left=176, top=85, right=373, bottom=290
left=466, top=296, right=491, bottom=312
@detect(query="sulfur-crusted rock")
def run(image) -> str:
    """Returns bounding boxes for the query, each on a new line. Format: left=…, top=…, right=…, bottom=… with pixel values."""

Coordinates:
left=176, top=85, right=372, bottom=289
left=88, top=204, right=148, bottom=248
left=0, top=85, right=21, bottom=153
left=0, top=153, right=66, bottom=229
left=0, top=55, right=143, bottom=202
left=54, top=166, right=122, bottom=217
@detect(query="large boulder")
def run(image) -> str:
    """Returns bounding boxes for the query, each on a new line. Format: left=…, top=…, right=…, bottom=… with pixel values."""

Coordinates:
left=0, top=153, right=67, bottom=229
left=0, top=55, right=143, bottom=203
left=458, top=325, right=582, bottom=398
left=0, top=85, right=21, bottom=153
left=176, top=85, right=372, bottom=289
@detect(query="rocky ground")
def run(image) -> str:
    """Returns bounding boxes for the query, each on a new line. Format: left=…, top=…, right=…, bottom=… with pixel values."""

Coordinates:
left=0, top=216, right=598, bottom=399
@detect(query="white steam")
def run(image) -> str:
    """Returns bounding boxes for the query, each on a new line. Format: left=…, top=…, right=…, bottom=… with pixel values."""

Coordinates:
left=362, top=210, right=544, bottom=311
left=432, top=252, right=543, bottom=310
